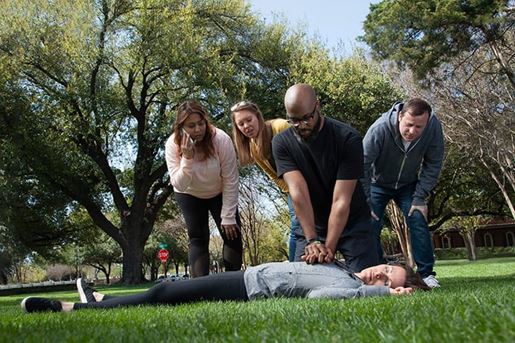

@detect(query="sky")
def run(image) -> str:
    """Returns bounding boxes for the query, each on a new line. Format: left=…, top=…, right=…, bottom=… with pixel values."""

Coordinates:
left=247, top=1, right=380, bottom=56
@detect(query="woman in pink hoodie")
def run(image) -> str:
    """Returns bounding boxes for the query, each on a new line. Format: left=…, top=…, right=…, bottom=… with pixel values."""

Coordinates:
left=165, top=100, right=242, bottom=277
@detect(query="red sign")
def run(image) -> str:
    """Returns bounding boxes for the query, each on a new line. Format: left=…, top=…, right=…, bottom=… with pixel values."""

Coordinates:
left=158, top=249, right=169, bottom=262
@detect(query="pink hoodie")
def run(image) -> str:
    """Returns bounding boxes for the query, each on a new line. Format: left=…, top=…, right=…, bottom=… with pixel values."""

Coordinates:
left=165, top=128, right=239, bottom=225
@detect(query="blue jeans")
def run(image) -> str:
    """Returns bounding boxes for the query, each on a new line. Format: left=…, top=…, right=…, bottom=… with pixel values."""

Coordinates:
left=287, top=196, right=300, bottom=262
left=370, top=183, right=435, bottom=277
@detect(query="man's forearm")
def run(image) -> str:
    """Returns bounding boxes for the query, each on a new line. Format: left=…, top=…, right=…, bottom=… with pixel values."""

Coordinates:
left=292, top=192, right=317, bottom=240
left=325, top=201, right=350, bottom=252
left=284, top=171, right=318, bottom=240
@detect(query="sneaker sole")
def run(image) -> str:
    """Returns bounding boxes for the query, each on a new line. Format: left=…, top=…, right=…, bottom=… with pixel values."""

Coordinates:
left=77, top=278, right=87, bottom=303
left=20, top=297, right=29, bottom=312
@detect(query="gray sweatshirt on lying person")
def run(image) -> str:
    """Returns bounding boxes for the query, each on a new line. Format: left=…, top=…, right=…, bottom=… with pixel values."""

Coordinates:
left=243, top=262, right=390, bottom=300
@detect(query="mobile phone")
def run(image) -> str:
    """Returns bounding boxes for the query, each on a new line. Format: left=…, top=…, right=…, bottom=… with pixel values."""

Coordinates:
left=182, top=129, right=195, bottom=145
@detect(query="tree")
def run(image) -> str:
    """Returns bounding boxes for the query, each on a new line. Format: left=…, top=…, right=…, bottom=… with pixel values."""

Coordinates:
left=429, top=51, right=515, bottom=218
left=240, top=181, right=262, bottom=266
left=0, top=0, right=303, bottom=283
left=362, top=0, right=514, bottom=89
left=209, top=235, right=224, bottom=272
left=0, top=225, right=31, bottom=284
left=438, top=216, right=484, bottom=260
left=144, top=217, right=189, bottom=279
left=429, top=146, right=511, bottom=227
left=0, top=139, right=81, bottom=259
left=288, top=48, right=402, bottom=135
left=239, top=167, right=290, bottom=266
left=82, top=234, right=122, bottom=284
left=258, top=217, right=290, bottom=262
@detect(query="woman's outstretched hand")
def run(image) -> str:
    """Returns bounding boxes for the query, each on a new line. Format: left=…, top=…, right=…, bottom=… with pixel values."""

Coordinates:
left=389, top=287, right=413, bottom=295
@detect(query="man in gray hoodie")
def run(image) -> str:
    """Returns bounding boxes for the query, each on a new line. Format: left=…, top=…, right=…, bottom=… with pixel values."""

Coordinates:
left=362, top=98, right=444, bottom=288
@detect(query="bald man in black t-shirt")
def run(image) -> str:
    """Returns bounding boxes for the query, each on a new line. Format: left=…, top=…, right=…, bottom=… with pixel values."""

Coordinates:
left=272, top=83, right=378, bottom=272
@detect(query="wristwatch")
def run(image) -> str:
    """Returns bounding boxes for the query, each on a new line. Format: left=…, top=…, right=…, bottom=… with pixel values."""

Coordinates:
left=307, top=237, right=322, bottom=245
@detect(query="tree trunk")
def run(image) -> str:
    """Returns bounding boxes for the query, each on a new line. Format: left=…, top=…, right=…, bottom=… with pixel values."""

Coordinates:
left=106, top=263, right=111, bottom=284
left=98, top=266, right=110, bottom=284
left=121, top=242, right=145, bottom=284
left=101, top=267, right=111, bottom=285
left=462, top=231, right=477, bottom=261
left=386, top=202, right=415, bottom=268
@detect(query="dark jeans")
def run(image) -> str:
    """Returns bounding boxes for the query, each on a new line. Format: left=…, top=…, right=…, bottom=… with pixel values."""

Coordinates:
left=73, top=271, right=248, bottom=310
left=287, top=195, right=300, bottom=262
left=370, top=183, right=435, bottom=277
left=175, top=192, right=243, bottom=278
left=293, top=218, right=379, bottom=273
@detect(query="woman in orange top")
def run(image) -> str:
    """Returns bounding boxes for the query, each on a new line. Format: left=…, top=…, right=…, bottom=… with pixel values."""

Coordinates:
left=230, top=101, right=299, bottom=261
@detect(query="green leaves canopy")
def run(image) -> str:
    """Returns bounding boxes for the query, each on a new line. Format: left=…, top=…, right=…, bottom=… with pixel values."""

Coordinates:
left=0, top=0, right=302, bottom=282
left=361, top=0, right=513, bottom=85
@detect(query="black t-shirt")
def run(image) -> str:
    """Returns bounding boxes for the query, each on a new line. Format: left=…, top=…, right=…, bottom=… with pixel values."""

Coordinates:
left=272, top=117, right=369, bottom=235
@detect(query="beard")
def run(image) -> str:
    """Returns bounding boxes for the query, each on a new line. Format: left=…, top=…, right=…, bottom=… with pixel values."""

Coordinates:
left=293, top=115, right=322, bottom=142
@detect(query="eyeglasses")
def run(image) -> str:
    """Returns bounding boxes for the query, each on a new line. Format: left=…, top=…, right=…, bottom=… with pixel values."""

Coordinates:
left=286, top=104, right=317, bottom=126
left=231, top=101, right=256, bottom=112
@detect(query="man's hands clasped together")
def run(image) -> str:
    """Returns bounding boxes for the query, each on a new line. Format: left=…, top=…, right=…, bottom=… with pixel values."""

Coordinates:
left=301, top=240, right=334, bottom=264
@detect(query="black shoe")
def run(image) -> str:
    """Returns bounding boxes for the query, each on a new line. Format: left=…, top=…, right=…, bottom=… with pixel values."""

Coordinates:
left=77, top=278, right=97, bottom=303
left=21, top=297, right=63, bottom=313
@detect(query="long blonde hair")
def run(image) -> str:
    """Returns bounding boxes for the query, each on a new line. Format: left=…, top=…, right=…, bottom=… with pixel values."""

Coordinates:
left=230, top=101, right=272, bottom=167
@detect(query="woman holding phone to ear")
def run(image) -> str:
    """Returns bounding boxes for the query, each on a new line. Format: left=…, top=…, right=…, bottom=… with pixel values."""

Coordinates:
left=165, top=100, right=242, bottom=278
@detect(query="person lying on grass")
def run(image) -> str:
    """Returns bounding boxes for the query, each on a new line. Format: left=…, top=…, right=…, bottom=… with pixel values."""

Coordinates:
left=21, top=260, right=430, bottom=313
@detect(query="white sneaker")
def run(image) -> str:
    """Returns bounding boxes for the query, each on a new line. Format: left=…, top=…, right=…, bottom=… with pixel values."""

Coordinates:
left=423, top=275, right=440, bottom=288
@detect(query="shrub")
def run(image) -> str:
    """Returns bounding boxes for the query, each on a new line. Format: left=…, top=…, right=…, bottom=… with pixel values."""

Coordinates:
left=46, top=264, right=76, bottom=281
left=435, top=247, right=515, bottom=260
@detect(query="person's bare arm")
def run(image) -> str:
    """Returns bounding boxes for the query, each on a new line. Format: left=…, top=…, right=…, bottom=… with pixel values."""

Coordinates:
left=283, top=170, right=316, bottom=239
left=323, top=179, right=357, bottom=262
left=283, top=170, right=330, bottom=262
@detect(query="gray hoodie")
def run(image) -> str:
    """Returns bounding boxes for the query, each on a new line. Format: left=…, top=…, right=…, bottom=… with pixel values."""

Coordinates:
left=244, top=262, right=390, bottom=300
left=362, top=102, right=445, bottom=206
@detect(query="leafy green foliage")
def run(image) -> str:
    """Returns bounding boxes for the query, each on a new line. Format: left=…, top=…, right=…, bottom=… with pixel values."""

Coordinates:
left=362, top=0, right=513, bottom=84
left=0, top=0, right=306, bottom=283
left=289, top=48, right=401, bottom=134
left=429, top=145, right=509, bottom=231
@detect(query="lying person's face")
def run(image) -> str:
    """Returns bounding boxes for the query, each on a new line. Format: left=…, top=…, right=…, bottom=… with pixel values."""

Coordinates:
left=356, top=264, right=407, bottom=288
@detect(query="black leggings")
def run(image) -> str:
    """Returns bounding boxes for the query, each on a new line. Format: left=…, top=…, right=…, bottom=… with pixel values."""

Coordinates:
left=175, top=192, right=243, bottom=277
left=73, top=271, right=247, bottom=310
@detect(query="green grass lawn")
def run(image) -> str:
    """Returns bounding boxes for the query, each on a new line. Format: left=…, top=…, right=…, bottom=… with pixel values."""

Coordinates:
left=1, top=257, right=514, bottom=343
